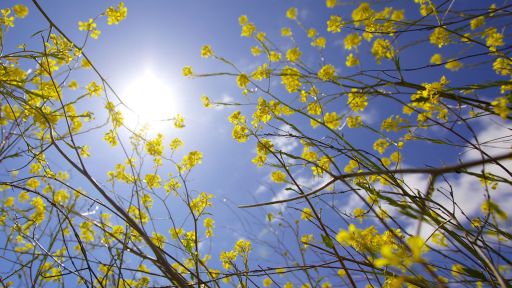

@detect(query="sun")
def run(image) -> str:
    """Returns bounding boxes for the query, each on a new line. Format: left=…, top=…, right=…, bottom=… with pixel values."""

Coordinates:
left=121, top=70, right=178, bottom=130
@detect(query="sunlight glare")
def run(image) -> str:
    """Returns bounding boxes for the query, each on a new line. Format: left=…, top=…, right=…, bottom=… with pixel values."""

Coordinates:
left=121, top=70, right=178, bottom=130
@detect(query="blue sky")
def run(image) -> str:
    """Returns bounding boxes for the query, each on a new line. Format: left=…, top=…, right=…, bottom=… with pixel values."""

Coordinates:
left=3, top=0, right=512, bottom=287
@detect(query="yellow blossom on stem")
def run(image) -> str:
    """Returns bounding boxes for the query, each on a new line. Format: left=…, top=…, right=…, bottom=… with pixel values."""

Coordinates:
left=105, top=2, right=127, bottom=25
left=430, top=27, right=450, bottom=48
left=345, top=53, right=360, bottom=67
left=286, top=47, right=302, bottom=62
left=236, top=73, right=250, bottom=89
left=286, top=7, right=297, bottom=20
left=326, top=0, right=337, bottom=8
left=271, top=170, right=286, bottom=183
left=324, top=112, right=341, bottom=129
left=317, top=64, right=336, bottom=81
left=301, top=207, right=313, bottom=221
left=327, top=15, right=343, bottom=33
left=201, top=45, right=213, bottom=58
left=13, top=4, right=29, bottom=18
left=182, top=66, right=193, bottom=77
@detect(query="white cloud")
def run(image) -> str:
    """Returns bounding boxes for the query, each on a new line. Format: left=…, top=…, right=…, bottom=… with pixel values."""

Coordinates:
left=403, top=118, right=512, bottom=237
left=254, top=184, right=267, bottom=195
left=213, top=93, right=235, bottom=110
left=270, top=124, right=299, bottom=153
left=268, top=175, right=332, bottom=211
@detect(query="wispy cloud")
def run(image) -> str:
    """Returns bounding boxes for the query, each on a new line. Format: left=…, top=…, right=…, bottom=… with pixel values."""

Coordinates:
left=269, top=175, right=332, bottom=211
left=403, top=118, right=512, bottom=238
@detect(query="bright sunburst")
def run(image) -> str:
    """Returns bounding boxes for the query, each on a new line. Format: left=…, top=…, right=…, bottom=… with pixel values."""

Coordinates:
left=121, top=70, right=178, bottom=130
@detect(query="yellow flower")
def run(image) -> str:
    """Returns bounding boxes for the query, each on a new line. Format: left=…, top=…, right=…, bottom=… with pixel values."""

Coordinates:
left=317, top=64, right=336, bottom=81
left=353, top=207, right=366, bottom=221
left=201, top=45, right=213, bottom=58
left=204, top=217, right=214, bottom=237
left=431, top=232, right=447, bottom=247
left=470, top=16, right=485, bottom=30
left=90, top=29, right=101, bottom=39
left=326, top=0, right=337, bottom=8
left=26, top=178, right=40, bottom=190
left=286, top=7, right=298, bottom=20
left=491, top=96, right=510, bottom=119
left=220, top=250, right=237, bottom=270
left=301, top=234, right=314, bottom=248
left=344, top=33, right=361, bottom=50
left=251, top=46, right=262, bottom=56
left=269, top=51, right=281, bottom=62
left=271, top=171, right=286, bottom=183
left=104, top=130, right=118, bottom=147
left=347, top=89, right=368, bottom=112
left=141, top=193, right=153, bottom=208
left=430, top=53, right=442, bottom=65
left=80, top=221, right=95, bottom=243
left=145, top=133, right=164, bottom=157
left=346, top=115, right=362, bottom=128
left=493, top=57, right=511, bottom=76
left=252, top=64, right=271, bottom=81
left=345, top=53, right=360, bottom=67
left=181, top=151, right=203, bottom=170
left=327, top=15, right=343, bottom=33
left=430, top=27, right=450, bottom=48
left=86, top=81, right=102, bottom=97
left=445, top=59, right=463, bottom=71
left=324, top=112, right=341, bottom=129
left=371, top=38, right=394, bottom=63
left=286, top=47, right=301, bottom=62
left=81, top=58, right=92, bottom=69
left=236, top=73, right=250, bottom=89
left=301, top=207, right=313, bottom=221
left=390, top=151, right=401, bottom=163
left=373, top=138, right=389, bottom=154
left=78, top=18, right=96, bottom=31
left=241, top=22, right=256, bottom=37
left=13, top=4, right=29, bottom=18
left=68, top=80, right=79, bottom=90
left=483, top=27, right=504, bottom=51
left=174, top=114, right=185, bottom=128
left=105, top=2, right=127, bottom=25
left=337, top=269, right=346, bottom=278
left=144, top=173, right=161, bottom=189
left=151, top=232, right=166, bottom=249
left=169, top=227, right=184, bottom=240
left=1, top=8, right=14, bottom=27
left=281, top=66, right=302, bottom=93
left=263, top=277, right=273, bottom=287
left=182, top=66, right=193, bottom=77
left=407, top=235, right=429, bottom=262
left=352, top=2, right=374, bottom=27
left=54, top=189, right=69, bottom=205
left=256, top=32, right=266, bottom=42
left=307, top=28, right=317, bottom=38
left=234, top=239, right=251, bottom=255
left=80, top=145, right=90, bottom=158
left=311, top=37, right=326, bottom=49
left=481, top=199, right=508, bottom=220
left=239, top=15, right=248, bottom=25
left=307, top=102, right=322, bottom=115
left=281, top=27, right=292, bottom=37
left=18, top=191, right=30, bottom=203
left=201, top=95, right=211, bottom=108
left=4, top=197, right=14, bottom=207
left=391, top=10, right=405, bottom=22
